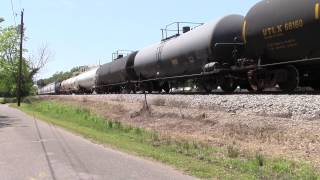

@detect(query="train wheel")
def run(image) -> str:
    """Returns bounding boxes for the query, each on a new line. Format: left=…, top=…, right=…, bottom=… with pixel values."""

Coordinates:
left=132, top=86, right=137, bottom=94
left=246, top=84, right=255, bottom=92
left=248, top=70, right=264, bottom=92
left=202, top=83, right=213, bottom=93
left=240, top=81, right=254, bottom=92
left=122, top=88, right=130, bottom=94
left=128, top=83, right=137, bottom=94
left=141, top=83, right=152, bottom=94
left=147, top=83, right=153, bottom=94
left=123, top=84, right=135, bottom=94
left=201, top=78, right=217, bottom=93
left=220, top=77, right=238, bottom=93
left=162, top=82, right=170, bottom=94
left=278, top=65, right=299, bottom=92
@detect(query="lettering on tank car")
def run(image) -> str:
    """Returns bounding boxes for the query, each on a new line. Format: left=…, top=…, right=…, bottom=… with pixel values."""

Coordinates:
left=262, top=19, right=304, bottom=39
left=284, top=19, right=303, bottom=31
left=267, top=39, right=298, bottom=51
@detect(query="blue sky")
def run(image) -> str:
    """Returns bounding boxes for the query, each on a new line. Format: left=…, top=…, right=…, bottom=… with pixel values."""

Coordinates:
left=1, top=0, right=259, bottom=79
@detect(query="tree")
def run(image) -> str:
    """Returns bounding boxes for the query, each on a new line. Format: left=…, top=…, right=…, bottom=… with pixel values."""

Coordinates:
left=0, top=23, right=49, bottom=97
left=0, top=26, right=20, bottom=97
left=29, top=44, right=52, bottom=81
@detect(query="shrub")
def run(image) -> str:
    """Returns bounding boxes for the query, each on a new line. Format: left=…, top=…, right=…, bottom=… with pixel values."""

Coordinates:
left=151, top=98, right=166, bottom=106
left=256, top=153, right=265, bottom=167
left=227, top=145, right=240, bottom=158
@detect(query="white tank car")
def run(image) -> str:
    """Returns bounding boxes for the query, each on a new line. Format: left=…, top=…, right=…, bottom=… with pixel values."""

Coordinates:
left=38, top=82, right=56, bottom=95
left=60, top=76, right=79, bottom=93
left=76, top=67, right=98, bottom=92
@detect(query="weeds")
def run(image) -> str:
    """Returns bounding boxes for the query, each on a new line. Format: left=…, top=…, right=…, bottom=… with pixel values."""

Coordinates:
left=108, top=121, right=113, bottom=128
left=151, top=133, right=161, bottom=147
left=134, top=127, right=143, bottom=135
left=112, top=104, right=126, bottom=113
left=82, top=97, right=88, bottom=103
left=114, top=121, right=122, bottom=129
left=255, top=153, right=265, bottom=167
left=130, top=102, right=152, bottom=118
left=151, top=98, right=166, bottom=106
left=168, top=100, right=188, bottom=108
left=227, top=145, right=240, bottom=158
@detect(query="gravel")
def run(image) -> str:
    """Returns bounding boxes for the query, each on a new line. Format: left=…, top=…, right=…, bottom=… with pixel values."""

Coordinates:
left=57, top=94, right=320, bottom=121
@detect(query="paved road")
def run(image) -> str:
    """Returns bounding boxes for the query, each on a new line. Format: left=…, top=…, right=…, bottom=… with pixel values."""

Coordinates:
left=0, top=104, right=196, bottom=180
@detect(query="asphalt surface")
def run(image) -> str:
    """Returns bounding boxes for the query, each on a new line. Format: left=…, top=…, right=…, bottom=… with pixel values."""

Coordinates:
left=0, top=104, right=196, bottom=180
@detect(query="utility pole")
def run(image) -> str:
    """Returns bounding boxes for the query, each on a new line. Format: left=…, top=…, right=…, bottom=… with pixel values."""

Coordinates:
left=17, top=10, right=24, bottom=107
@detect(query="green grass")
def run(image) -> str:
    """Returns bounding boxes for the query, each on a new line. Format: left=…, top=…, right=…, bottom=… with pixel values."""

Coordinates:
left=0, top=97, right=17, bottom=104
left=0, top=97, right=4, bottom=104
left=14, top=100, right=320, bottom=180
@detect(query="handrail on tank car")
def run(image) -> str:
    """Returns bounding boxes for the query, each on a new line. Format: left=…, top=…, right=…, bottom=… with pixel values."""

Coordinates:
left=161, top=22, right=204, bottom=41
left=112, top=50, right=134, bottom=61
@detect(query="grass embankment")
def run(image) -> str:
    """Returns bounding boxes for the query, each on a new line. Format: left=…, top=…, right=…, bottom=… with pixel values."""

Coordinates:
left=15, top=100, right=319, bottom=180
left=0, top=97, right=16, bottom=104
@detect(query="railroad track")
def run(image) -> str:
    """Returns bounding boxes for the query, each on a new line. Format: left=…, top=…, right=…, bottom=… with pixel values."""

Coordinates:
left=54, top=89, right=320, bottom=96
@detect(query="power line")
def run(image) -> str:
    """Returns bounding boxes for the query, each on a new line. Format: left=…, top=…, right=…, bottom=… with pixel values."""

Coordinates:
left=10, top=0, right=17, bottom=25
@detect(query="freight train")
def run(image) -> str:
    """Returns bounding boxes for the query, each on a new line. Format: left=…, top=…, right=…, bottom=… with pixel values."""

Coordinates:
left=38, top=0, right=320, bottom=95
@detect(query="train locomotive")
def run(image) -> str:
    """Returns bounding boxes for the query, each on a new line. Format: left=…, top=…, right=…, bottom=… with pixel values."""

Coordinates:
left=38, top=0, right=320, bottom=95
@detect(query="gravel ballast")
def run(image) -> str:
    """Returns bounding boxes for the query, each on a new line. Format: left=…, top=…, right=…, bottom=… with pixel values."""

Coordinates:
left=54, top=94, right=320, bottom=121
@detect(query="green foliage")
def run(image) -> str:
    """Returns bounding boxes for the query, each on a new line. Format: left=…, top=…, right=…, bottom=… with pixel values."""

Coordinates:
left=256, top=153, right=265, bottom=167
left=16, top=100, right=320, bottom=180
left=227, top=145, right=240, bottom=158
left=0, top=97, right=16, bottom=104
left=0, top=24, right=35, bottom=97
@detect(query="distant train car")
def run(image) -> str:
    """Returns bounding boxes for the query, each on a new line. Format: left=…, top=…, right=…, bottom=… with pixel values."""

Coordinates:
left=60, top=76, right=79, bottom=94
left=95, top=52, right=138, bottom=93
left=37, top=82, right=60, bottom=95
left=76, top=67, right=99, bottom=93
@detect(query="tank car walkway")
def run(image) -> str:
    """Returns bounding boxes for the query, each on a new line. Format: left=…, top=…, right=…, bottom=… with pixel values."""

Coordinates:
left=0, top=104, right=195, bottom=180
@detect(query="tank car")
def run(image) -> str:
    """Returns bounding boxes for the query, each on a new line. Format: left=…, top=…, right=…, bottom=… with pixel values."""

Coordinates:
left=242, top=0, right=320, bottom=91
left=76, top=67, right=99, bottom=93
left=244, top=0, right=320, bottom=61
left=37, top=82, right=60, bottom=95
left=133, top=15, right=245, bottom=92
left=95, top=52, right=138, bottom=93
left=60, top=76, right=79, bottom=94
